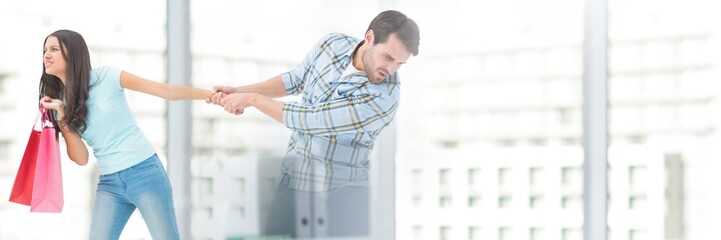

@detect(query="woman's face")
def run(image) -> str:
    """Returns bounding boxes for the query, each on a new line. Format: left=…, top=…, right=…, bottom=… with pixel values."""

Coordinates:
left=43, top=36, right=67, bottom=81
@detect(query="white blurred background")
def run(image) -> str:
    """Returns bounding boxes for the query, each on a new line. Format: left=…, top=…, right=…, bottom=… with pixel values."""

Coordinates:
left=1, top=0, right=720, bottom=239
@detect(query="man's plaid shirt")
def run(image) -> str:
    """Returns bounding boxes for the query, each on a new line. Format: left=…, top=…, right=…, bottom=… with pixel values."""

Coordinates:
left=279, top=33, right=401, bottom=191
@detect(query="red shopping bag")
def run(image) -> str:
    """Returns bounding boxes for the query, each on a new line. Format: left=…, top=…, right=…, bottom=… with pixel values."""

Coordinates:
left=8, top=106, right=64, bottom=213
left=8, top=109, right=42, bottom=205
left=30, top=107, right=64, bottom=212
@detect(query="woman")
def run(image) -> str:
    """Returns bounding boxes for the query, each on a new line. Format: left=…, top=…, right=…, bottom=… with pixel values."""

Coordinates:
left=39, top=29, right=210, bottom=239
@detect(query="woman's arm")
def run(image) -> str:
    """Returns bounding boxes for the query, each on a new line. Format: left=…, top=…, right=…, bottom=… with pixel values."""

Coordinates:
left=119, top=71, right=212, bottom=100
left=40, top=97, right=89, bottom=166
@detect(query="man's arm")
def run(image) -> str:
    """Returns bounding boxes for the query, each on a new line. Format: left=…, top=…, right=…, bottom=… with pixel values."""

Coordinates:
left=219, top=86, right=399, bottom=134
left=220, top=92, right=284, bottom=123
left=216, top=75, right=288, bottom=98
left=281, top=93, right=399, bottom=135
left=208, top=75, right=289, bottom=105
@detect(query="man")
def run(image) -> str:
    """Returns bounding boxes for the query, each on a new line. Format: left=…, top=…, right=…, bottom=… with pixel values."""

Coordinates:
left=208, top=10, right=419, bottom=238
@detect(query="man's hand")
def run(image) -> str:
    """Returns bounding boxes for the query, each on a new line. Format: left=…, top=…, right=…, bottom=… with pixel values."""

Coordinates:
left=221, top=93, right=256, bottom=115
left=205, top=86, right=238, bottom=105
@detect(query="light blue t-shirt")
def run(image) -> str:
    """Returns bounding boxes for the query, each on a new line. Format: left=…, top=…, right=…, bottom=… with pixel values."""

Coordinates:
left=80, top=66, right=156, bottom=175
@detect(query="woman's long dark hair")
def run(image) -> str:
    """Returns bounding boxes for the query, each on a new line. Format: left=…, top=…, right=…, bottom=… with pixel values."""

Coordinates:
left=40, top=29, right=91, bottom=134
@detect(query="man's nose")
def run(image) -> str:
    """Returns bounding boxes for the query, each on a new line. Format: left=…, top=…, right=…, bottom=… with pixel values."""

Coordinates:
left=387, top=64, right=400, bottom=75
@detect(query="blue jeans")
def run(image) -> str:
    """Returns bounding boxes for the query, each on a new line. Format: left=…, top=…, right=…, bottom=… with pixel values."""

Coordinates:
left=88, top=154, right=180, bottom=240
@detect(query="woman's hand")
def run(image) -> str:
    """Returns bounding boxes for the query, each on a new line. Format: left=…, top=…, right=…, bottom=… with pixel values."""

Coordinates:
left=39, top=96, right=64, bottom=111
left=39, top=97, right=89, bottom=166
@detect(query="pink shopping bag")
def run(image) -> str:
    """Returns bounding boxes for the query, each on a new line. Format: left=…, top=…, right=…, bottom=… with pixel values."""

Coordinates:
left=29, top=106, right=64, bottom=213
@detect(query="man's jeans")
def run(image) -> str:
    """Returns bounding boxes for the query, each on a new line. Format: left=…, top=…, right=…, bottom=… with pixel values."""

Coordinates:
left=88, top=154, right=180, bottom=240
left=264, top=173, right=369, bottom=238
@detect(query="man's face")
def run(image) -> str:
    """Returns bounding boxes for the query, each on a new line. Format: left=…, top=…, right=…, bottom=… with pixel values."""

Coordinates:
left=362, top=33, right=411, bottom=84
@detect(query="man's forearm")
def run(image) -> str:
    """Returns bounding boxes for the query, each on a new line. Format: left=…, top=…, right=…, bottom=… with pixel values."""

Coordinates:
left=239, top=75, right=288, bottom=98
left=250, top=93, right=285, bottom=123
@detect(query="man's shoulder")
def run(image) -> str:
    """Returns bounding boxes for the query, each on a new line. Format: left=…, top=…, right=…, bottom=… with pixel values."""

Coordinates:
left=318, top=33, right=360, bottom=49
left=321, top=32, right=359, bottom=41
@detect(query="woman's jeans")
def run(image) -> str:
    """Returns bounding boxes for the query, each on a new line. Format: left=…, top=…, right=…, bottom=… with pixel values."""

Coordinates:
left=88, top=154, right=180, bottom=240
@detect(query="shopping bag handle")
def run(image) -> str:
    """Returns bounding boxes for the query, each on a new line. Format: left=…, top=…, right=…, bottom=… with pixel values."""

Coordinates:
left=33, top=104, right=55, bottom=130
left=31, top=105, right=43, bottom=132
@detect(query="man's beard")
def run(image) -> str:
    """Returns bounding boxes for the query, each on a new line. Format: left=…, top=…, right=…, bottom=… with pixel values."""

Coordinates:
left=362, top=50, right=385, bottom=84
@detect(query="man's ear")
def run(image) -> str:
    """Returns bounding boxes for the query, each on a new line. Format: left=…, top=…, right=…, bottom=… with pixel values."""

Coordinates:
left=365, top=29, right=374, bottom=44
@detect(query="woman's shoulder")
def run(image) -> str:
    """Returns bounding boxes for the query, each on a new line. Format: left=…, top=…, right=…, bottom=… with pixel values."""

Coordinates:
left=90, top=66, right=123, bottom=86
left=91, top=65, right=121, bottom=75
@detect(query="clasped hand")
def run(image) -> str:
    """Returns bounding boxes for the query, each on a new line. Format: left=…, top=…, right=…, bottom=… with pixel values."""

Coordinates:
left=205, top=86, right=253, bottom=115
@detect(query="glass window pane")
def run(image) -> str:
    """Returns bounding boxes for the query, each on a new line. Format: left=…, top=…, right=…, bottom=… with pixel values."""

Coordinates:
left=395, top=0, right=584, bottom=239
left=608, top=0, right=720, bottom=239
